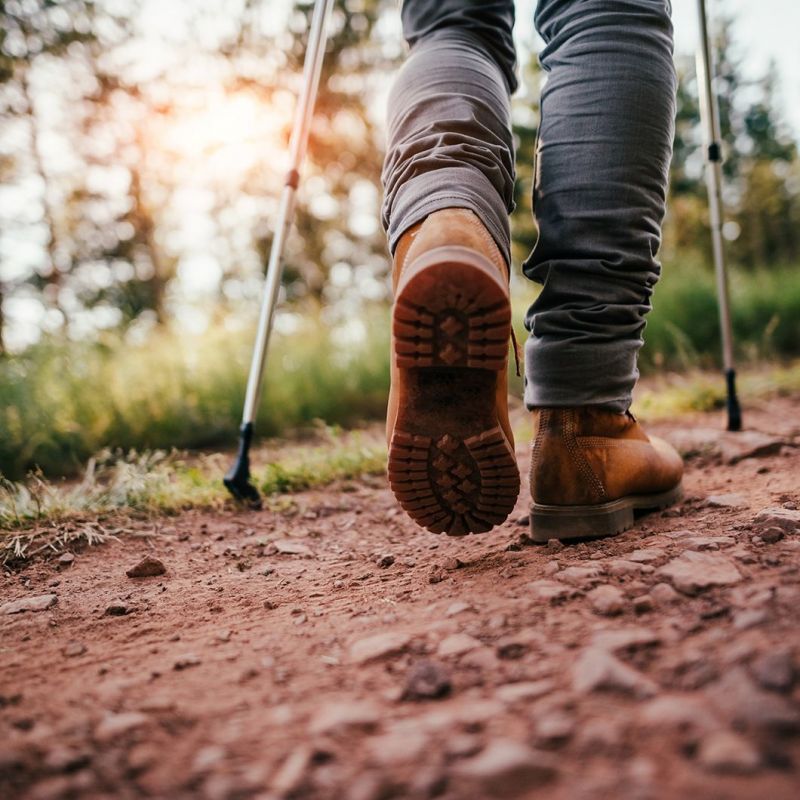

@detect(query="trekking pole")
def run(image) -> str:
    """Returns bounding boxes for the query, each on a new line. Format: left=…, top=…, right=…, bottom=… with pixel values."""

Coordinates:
left=695, top=0, right=742, bottom=431
left=225, top=0, right=335, bottom=504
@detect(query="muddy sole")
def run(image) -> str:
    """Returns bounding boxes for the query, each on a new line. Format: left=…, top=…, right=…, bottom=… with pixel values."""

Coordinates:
left=387, top=246, right=519, bottom=535
left=529, top=482, right=684, bottom=542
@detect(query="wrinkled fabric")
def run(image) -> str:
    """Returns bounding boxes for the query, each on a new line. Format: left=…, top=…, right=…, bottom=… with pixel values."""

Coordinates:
left=381, top=0, right=677, bottom=412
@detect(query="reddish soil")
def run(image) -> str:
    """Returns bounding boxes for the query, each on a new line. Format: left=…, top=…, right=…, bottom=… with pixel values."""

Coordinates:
left=2, top=395, right=800, bottom=800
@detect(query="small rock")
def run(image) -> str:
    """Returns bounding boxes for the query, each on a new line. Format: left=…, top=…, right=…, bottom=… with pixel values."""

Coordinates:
left=753, top=507, right=800, bottom=534
left=62, top=641, right=86, bottom=658
left=174, top=654, right=201, bottom=670
left=681, top=536, right=734, bottom=551
left=349, top=632, right=412, bottom=665
left=58, top=553, right=75, bottom=567
left=104, top=600, right=131, bottom=616
left=649, top=582, right=680, bottom=605
left=309, top=701, right=380, bottom=735
left=587, top=585, right=625, bottom=616
left=368, top=729, right=430, bottom=765
left=375, top=553, right=395, bottom=568
left=633, top=595, right=654, bottom=613
left=495, top=680, right=555, bottom=705
left=657, top=550, right=741, bottom=595
left=274, top=540, right=312, bottom=556
left=626, top=548, right=665, bottom=563
left=697, top=731, right=760, bottom=773
left=572, top=648, right=657, bottom=698
left=272, top=746, right=312, bottom=796
left=590, top=627, right=660, bottom=653
left=718, top=431, right=784, bottom=464
left=533, top=711, right=575, bottom=748
left=1, top=594, right=57, bottom=615
left=750, top=651, right=795, bottom=693
left=94, top=711, right=149, bottom=743
left=732, top=608, right=768, bottom=630
left=445, top=601, right=473, bottom=617
left=606, top=559, right=648, bottom=577
left=528, top=580, right=574, bottom=603
left=706, top=667, right=800, bottom=733
left=638, top=693, right=721, bottom=734
left=445, top=734, right=483, bottom=759
left=705, top=493, right=749, bottom=509
left=557, top=564, right=602, bottom=584
left=453, top=739, right=557, bottom=796
left=443, top=557, right=463, bottom=571
left=429, top=566, right=447, bottom=584
left=759, top=527, right=784, bottom=544
left=402, top=659, right=451, bottom=701
left=125, top=556, right=166, bottom=578
left=438, top=633, right=482, bottom=658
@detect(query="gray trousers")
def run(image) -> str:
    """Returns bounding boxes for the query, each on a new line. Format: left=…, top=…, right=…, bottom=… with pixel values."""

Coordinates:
left=381, top=0, right=677, bottom=412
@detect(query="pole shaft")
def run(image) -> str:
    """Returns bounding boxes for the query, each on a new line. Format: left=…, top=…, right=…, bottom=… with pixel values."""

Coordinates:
left=695, top=0, right=735, bottom=374
left=241, top=0, right=334, bottom=425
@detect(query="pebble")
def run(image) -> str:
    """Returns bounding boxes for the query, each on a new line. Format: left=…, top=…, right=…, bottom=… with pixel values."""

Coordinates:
left=375, top=554, right=395, bottom=568
left=367, top=729, right=429, bottom=765
left=528, top=580, right=574, bottom=603
left=626, top=548, right=665, bottom=563
left=349, top=631, right=412, bottom=665
left=103, top=601, right=130, bottom=616
left=649, top=582, right=680, bottom=605
left=309, top=701, right=380, bottom=736
left=402, top=659, right=451, bottom=701
left=58, top=553, right=75, bottom=567
left=632, top=595, right=654, bottom=613
left=452, top=739, right=557, bottom=796
left=438, top=633, right=482, bottom=658
left=706, top=667, right=800, bottom=733
left=572, top=648, right=657, bottom=698
left=1, top=594, right=57, bottom=615
left=590, top=627, right=660, bottom=653
left=697, top=730, right=760, bottom=773
left=606, top=559, right=648, bottom=577
left=558, top=565, right=602, bottom=585
left=759, top=527, right=784, bottom=544
left=533, top=711, right=575, bottom=748
left=174, top=654, right=201, bottom=670
left=638, top=693, right=721, bottom=734
left=94, top=711, right=149, bottom=743
left=125, top=556, right=166, bottom=578
left=587, top=585, right=625, bottom=616
left=495, top=680, right=555, bottom=705
left=274, top=540, right=312, bottom=556
left=717, top=431, right=784, bottom=464
left=750, top=651, right=795, bottom=693
left=445, top=601, right=473, bottom=617
left=656, top=551, right=742, bottom=595
left=753, top=507, right=800, bottom=534
left=706, top=493, right=749, bottom=509
left=62, top=641, right=86, bottom=658
left=732, top=608, right=768, bottom=630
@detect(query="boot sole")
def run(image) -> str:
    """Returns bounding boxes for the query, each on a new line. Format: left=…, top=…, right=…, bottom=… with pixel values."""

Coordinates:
left=388, top=246, right=520, bottom=535
left=529, top=482, right=684, bottom=542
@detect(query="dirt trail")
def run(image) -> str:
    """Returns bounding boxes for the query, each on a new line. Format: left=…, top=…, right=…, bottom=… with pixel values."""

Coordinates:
left=2, top=396, right=800, bottom=800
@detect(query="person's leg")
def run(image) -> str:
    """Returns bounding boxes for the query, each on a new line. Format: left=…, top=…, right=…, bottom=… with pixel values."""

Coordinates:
left=381, top=0, right=517, bottom=266
left=525, top=0, right=677, bottom=411
left=525, top=0, right=684, bottom=541
left=382, top=1, right=521, bottom=536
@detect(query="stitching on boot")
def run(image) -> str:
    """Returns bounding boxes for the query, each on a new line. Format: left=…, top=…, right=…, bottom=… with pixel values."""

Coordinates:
left=563, top=411, right=607, bottom=502
left=529, top=409, right=549, bottom=494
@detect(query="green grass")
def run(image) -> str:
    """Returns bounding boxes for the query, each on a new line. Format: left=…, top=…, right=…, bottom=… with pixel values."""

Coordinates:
left=0, top=426, right=387, bottom=563
left=3, top=263, right=800, bottom=483
left=1, top=306, right=390, bottom=480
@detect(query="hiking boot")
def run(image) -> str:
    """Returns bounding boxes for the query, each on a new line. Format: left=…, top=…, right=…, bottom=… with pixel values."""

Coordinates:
left=386, top=208, right=520, bottom=535
left=528, top=407, right=683, bottom=541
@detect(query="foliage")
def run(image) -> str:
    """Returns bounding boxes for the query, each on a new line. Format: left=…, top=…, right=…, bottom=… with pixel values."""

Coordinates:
left=0, top=306, right=390, bottom=479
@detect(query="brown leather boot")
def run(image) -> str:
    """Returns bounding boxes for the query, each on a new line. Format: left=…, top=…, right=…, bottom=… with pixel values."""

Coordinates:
left=386, top=208, right=520, bottom=535
left=528, top=407, right=683, bottom=541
